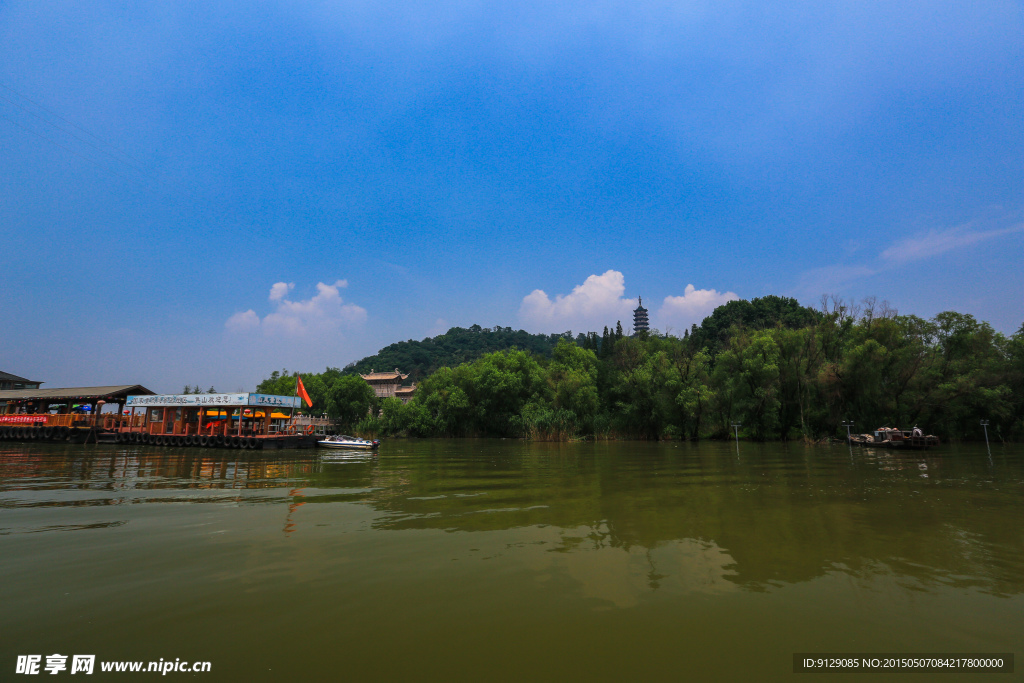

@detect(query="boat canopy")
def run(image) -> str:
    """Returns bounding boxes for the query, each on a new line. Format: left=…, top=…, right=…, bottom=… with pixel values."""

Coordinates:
left=200, top=409, right=291, bottom=419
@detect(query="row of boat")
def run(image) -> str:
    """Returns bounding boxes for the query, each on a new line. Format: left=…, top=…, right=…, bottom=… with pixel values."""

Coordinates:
left=848, top=427, right=940, bottom=449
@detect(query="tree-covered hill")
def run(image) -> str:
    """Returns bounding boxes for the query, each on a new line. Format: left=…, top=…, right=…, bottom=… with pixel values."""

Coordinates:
left=341, top=325, right=577, bottom=382
left=687, top=295, right=822, bottom=353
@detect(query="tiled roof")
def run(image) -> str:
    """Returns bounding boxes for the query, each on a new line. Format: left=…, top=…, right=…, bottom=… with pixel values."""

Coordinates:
left=0, top=370, right=39, bottom=383
left=0, top=385, right=155, bottom=401
left=359, top=369, right=409, bottom=381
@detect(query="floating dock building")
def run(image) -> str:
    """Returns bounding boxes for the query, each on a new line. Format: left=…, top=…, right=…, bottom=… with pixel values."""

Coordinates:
left=0, top=389, right=318, bottom=449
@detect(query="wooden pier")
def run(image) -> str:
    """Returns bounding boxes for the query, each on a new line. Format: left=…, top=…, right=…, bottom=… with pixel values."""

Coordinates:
left=0, top=423, right=319, bottom=449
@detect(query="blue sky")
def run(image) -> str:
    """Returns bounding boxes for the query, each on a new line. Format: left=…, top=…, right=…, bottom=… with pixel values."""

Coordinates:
left=2, top=0, right=1022, bottom=393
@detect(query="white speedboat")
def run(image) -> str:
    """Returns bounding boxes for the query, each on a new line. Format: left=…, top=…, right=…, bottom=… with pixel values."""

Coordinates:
left=317, top=434, right=379, bottom=450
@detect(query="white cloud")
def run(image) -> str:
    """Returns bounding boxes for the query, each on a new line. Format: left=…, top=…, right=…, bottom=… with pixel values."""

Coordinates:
left=881, top=224, right=1023, bottom=263
left=520, top=270, right=738, bottom=334
left=268, top=282, right=295, bottom=301
left=224, top=309, right=260, bottom=333
left=658, top=285, right=739, bottom=330
left=519, top=270, right=636, bottom=332
left=225, top=280, right=366, bottom=338
left=793, top=221, right=1024, bottom=298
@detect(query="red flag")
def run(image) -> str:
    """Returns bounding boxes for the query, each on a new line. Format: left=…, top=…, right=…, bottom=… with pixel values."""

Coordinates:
left=296, top=374, right=313, bottom=408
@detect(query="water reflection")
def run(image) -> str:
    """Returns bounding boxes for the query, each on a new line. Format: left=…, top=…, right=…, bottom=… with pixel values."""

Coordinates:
left=1, top=440, right=1022, bottom=600
left=283, top=488, right=306, bottom=536
left=0, top=446, right=324, bottom=498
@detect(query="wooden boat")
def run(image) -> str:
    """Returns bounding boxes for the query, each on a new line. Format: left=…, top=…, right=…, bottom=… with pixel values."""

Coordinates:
left=317, top=434, right=379, bottom=450
left=849, top=427, right=940, bottom=449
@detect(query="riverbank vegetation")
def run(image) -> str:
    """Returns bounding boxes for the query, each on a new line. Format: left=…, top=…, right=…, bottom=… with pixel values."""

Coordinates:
left=257, top=296, right=1024, bottom=442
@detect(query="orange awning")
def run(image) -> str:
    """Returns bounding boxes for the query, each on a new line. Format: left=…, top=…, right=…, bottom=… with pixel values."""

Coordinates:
left=203, top=409, right=291, bottom=419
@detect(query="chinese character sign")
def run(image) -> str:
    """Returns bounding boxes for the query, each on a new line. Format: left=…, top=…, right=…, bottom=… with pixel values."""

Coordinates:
left=125, top=394, right=248, bottom=408
left=249, top=394, right=301, bottom=408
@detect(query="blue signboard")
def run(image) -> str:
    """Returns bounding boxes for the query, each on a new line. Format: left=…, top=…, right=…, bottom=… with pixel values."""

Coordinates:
left=248, top=394, right=302, bottom=408
left=126, top=393, right=301, bottom=408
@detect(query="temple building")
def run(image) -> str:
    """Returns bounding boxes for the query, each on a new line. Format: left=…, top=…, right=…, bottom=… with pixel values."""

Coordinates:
left=394, top=385, right=417, bottom=404
left=633, top=297, right=649, bottom=334
left=360, top=368, right=417, bottom=404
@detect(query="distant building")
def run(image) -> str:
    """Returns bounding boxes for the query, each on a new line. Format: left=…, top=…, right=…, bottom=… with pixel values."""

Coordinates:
left=0, top=371, right=42, bottom=391
left=360, top=368, right=417, bottom=404
left=394, top=385, right=417, bottom=404
left=633, top=297, right=649, bottom=334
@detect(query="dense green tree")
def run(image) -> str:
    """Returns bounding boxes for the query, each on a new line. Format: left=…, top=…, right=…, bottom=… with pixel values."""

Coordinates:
left=671, top=348, right=715, bottom=439
left=256, top=369, right=296, bottom=397
left=711, top=331, right=782, bottom=439
left=544, top=339, right=600, bottom=434
left=1006, top=324, right=1024, bottom=440
left=603, top=336, right=679, bottom=438
left=300, top=374, right=329, bottom=414
left=415, top=367, right=474, bottom=436
left=254, top=303, right=1023, bottom=442
left=466, top=350, right=548, bottom=436
left=328, top=375, right=377, bottom=427
left=375, top=397, right=434, bottom=437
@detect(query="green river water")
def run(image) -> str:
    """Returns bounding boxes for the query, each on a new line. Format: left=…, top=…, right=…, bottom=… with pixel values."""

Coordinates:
left=1, top=440, right=1021, bottom=681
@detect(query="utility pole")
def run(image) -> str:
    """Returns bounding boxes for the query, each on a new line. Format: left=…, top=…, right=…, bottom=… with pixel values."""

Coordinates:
left=730, top=422, right=741, bottom=443
left=730, top=423, right=742, bottom=458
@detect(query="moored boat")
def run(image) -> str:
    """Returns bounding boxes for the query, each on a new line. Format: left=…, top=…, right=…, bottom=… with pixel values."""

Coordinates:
left=317, top=434, right=379, bottom=450
left=849, top=427, right=940, bottom=449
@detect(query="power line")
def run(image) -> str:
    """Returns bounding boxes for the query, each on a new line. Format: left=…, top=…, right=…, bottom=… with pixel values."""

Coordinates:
left=0, top=111, right=133, bottom=183
left=0, top=91, right=154, bottom=180
left=0, top=81, right=150, bottom=173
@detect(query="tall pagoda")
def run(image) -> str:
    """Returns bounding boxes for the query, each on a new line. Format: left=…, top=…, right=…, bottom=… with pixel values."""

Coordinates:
left=633, top=297, right=649, bottom=334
